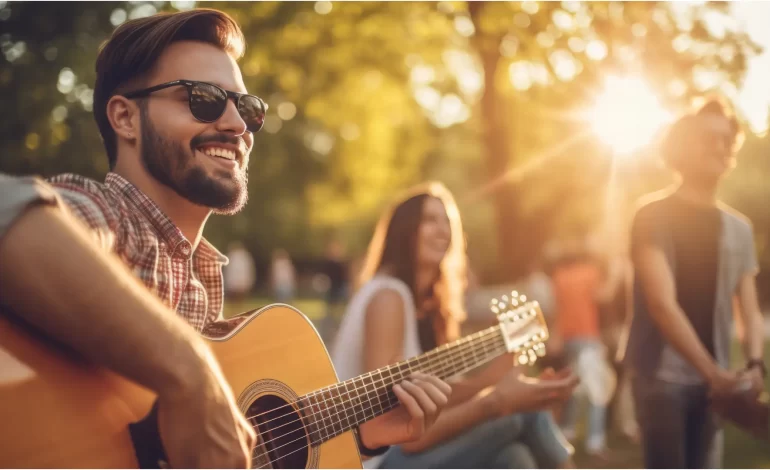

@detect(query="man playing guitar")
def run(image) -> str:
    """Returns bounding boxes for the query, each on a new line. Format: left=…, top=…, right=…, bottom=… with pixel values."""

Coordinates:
left=0, top=8, right=451, bottom=468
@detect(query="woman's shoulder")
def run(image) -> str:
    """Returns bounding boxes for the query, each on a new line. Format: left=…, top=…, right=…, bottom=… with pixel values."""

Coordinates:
left=354, top=274, right=415, bottom=309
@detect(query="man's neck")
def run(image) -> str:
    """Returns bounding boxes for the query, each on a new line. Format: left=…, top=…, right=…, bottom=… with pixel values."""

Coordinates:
left=676, top=178, right=719, bottom=207
left=112, top=166, right=210, bottom=248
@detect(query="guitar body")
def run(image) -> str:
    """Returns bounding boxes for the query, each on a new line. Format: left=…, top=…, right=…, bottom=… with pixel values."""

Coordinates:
left=0, top=304, right=361, bottom=468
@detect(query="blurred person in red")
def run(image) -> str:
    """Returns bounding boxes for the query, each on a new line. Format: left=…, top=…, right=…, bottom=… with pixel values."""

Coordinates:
left=622, top=96, right=764, bottom=468
left=552, top=234, right=616, bottom=458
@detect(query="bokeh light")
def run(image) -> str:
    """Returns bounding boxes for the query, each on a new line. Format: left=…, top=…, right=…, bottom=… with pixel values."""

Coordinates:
left=589, top=76, right=673, bottom=156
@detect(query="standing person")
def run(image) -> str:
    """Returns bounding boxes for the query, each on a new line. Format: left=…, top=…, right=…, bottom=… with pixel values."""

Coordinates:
left=552, top=237, right=615, bottom=458
left=319, top=238, right=349, bottom=340
left=600, top=254, right=640, bottom=443
left=223, top=241, right=256, bottom=303
left=11, top=9, right=452, bottom=463
left=332, top=182, right=579, bottom=469
left=622, top=96, right=765, bottom=468
left=270, top=248, right=296, bottom=303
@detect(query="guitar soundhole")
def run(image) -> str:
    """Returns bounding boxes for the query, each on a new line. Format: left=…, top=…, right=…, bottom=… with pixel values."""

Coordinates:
left=248, top=394, right=309, bottom=469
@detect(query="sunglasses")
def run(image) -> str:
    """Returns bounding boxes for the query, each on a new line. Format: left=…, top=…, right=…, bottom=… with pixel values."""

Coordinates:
left=122, top=80, right=267, bottom=133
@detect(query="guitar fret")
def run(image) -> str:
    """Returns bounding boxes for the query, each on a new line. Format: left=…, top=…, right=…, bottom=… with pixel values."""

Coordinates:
left=320, top=388, right=335, bottom=441
left=355, top=377, right=374, bottom=421
left=370, top=372, right=384, bottom=415
left=328, top=386, right=342, bottom=438
left=301, top=324, right=518, bottom=447
left=337, top=382, right=353, bottom=431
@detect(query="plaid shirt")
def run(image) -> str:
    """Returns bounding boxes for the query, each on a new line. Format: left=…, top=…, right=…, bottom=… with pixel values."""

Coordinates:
left=48, top=172, right=228, bottom=331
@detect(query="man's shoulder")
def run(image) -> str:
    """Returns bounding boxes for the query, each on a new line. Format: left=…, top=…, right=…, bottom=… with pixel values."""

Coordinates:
left=632, top=188, right=676, bottom=221
left=717, top=201, right=753, bottom=231
left=47, top=173, right=134, bottom=237
left=48, top=173, right=129, bottom=212
left=49, top=173, right=108, bottom=200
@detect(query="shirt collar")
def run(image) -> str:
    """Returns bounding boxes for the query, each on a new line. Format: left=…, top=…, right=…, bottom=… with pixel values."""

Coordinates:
left=104, top=172, right=227, bottom=264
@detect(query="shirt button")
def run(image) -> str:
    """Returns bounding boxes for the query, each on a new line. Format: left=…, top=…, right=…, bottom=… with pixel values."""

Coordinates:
left=181, top=245, right=190, bottom=255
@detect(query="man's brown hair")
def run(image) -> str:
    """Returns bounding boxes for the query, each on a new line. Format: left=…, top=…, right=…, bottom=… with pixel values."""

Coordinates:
left=94, top=9, right=245, bottom=169
left=661, top=94, right=744, bottom=171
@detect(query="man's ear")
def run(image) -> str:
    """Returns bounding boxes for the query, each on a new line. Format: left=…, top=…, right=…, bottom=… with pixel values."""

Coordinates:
left=106, top=95, right=140, bottom=141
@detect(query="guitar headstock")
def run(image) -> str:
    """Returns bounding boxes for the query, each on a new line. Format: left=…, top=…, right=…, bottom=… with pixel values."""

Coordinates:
left=490, top=291, right=549, bottom=366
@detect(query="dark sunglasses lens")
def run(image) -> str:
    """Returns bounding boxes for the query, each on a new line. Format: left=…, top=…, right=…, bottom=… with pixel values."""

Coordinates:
left=190, top=83, right=227, bottom=122
left=238, top=96, right=266, bottom=132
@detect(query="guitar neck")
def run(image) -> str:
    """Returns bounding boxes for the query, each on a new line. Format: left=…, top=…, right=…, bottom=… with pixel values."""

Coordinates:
left=300, top=325, right=506, bottom=446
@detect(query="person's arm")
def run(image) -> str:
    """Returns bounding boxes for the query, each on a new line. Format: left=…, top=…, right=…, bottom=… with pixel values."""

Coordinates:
left=444, top=355, right=516, bottom=406
left=0, top=201, right=255, bottom=468
left=361, top=290, right=576, bottom=453
left=632, top=210, right=739, bottom=393
left=735, top=227, right=764, bottom=390
left=352, top=290, right=452, bottom=452
left=736, top=275, right=764, bottom=362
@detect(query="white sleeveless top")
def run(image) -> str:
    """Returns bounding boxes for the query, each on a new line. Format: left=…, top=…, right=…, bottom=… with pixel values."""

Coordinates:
left=329, top=274, right=423, bottom=468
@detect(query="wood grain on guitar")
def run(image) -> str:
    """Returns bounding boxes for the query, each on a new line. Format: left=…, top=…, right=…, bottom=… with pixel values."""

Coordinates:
left=0, top=293, right=547, bottom=468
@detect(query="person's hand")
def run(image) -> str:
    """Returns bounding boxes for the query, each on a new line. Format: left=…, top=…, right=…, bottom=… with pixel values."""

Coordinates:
left=711, top=389, right=770, bottom=440
left=744, top=367, right=765, bottom=395
left=157, top=352, right=257, bottom=468
left=358, top=372, right=452, bottom=449
left=488, top=367, right=579, bottom=416
left=708, top=368, right=747, bottom=399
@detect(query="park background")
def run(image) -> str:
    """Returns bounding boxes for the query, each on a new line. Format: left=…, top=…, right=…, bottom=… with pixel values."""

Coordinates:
left=1, top=1, right=769, bottom=466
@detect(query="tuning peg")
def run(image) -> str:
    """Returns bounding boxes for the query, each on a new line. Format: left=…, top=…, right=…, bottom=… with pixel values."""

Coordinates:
left=517, top=354, right=529, bottom=365
left=527, top=349, right=537, bottom=363
left=535, top=344, right=546, bottom=357
left=520, top=294, right=527, bottom=302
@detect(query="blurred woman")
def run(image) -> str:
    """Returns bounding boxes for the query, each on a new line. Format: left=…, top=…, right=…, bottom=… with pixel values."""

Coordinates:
left=331, top=182, right=578, bottom=469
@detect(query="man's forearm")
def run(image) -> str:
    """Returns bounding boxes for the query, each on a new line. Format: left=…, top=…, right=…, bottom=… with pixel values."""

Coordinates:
left=648, top=299, right=718, bottom=380
left=0, top=205, right=213, bottom=396
left=744, top=309, right=765, bottom=362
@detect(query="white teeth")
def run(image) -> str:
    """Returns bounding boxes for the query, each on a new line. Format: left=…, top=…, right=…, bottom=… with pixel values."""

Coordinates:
left=201, top=147, right=236, bottom=161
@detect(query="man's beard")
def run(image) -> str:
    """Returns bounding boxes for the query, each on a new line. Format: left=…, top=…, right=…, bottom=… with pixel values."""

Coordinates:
left=139, top=107, right=248, bottom=215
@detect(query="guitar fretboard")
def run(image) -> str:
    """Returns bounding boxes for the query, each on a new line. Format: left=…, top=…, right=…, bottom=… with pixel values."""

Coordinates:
left=299, top=324, right=506, bottom=445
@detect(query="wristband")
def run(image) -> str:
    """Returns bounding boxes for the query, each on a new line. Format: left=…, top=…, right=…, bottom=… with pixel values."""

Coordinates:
left=746, top=359, right=767, bottom=378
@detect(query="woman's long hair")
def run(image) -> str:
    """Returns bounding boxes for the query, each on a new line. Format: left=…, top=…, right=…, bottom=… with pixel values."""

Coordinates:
left=358, top=182, right=467, bottom=345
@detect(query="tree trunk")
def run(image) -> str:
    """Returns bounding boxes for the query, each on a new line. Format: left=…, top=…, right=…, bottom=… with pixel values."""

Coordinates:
left=468, top=2, right=526, bottom=282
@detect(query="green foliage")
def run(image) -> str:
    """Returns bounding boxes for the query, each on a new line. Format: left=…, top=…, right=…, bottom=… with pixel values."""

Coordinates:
left=0, top=1, right=767, bottom=281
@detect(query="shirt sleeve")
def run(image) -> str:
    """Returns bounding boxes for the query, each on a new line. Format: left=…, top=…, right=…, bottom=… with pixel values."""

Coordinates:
left=0, top=174, right=61, bottom=241
left=630, top=203, right=670, bottom=256
left=742, top=224, right=760, bottom=278
left=49, top=184, right=122, bottom=252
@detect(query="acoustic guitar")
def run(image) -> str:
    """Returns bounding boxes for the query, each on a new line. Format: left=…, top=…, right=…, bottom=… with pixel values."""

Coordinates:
left=0, top=293, right=548, bottom=468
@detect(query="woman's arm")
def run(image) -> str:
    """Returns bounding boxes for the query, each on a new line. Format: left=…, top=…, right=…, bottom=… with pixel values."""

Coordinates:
left=362, top=292, right=576, bottom=453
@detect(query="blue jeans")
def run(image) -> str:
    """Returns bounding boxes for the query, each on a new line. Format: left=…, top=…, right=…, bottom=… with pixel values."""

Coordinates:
left=632, top=375, right=723, bottom=468
left=559, top=339, right=608, bottom=450
left=379, top=411, right=573, bottom=468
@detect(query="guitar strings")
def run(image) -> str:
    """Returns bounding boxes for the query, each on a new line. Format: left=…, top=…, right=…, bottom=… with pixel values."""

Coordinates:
left=249, top=332, right=507, bottom=455
left=251, top=341, right=511, bottom=466
left=243, top=327, right=504, bottom=432
left=246, top=330, right=505, bottom=456
left=248, top=334, right=509, bottom=461
left=252, top=342, right=513, bottom=468
left=249, top=336, right=510, bottom=464
left=242, top=325, right=503, bottom=426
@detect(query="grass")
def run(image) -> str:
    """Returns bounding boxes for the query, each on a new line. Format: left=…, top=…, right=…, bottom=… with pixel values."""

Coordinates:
left=225, top=296, right=770, bottom=468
